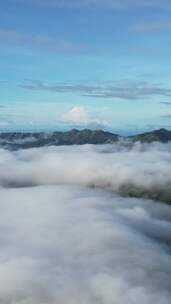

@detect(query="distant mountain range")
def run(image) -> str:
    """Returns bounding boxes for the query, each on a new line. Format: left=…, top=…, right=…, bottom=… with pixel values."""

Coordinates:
left=129, top=128, right=171, bottom=143
left=0, top=128, right=171, bottom=149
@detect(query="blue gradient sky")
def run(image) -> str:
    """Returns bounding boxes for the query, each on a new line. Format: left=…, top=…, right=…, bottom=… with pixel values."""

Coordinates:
left=0, top=0, right=171, bottom=134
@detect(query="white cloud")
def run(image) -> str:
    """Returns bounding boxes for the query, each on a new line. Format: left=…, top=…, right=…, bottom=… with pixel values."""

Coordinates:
left=0, top=142, right=171, bottom=201
left=0, top=183, right=171, bottom=303
left=0, top=143, right=171, bottom=303
left=62, top=106, right=89, bottom=123
left=61, top=106, right=109, bottom=129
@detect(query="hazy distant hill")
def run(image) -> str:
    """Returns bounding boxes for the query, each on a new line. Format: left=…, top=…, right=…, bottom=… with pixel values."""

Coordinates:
left=130, top=128, right=171, bottom=143
left=0, top=128, right=171, bottom=149
left=0, top=129, right=119, bottom=149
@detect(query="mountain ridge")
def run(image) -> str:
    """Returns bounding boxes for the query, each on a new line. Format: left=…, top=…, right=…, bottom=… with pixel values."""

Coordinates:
left=0, top=128, right=171, bottom=149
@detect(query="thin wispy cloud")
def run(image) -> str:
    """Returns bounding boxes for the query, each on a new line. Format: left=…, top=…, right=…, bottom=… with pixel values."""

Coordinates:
left=0, top=80, right=8, bottom=85
left=160, top=102, right=171, bottom=106
left=0, top=29, right=85, bottom=51
left=162, top=114, right=171, bottom=118
left=130, top=20, right=171, bottom=33
left=15, top=0, right=171, bottom=9
left=20, top=79, right=171, bottom=100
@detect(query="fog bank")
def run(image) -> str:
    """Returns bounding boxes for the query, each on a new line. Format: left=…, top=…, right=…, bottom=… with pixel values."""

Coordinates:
left=1, top=143, right=171, bottom=303
left=0, top=142, right=171, bottom=203
left=0, top=185, right=171, bottom=304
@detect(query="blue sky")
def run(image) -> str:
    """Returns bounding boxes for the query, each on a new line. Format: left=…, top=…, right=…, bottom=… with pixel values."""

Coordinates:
left=0, top=0, right=171, bottom=134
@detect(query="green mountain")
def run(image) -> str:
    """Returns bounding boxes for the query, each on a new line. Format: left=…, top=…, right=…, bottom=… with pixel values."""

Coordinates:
left=0, top=128, right=171, bottom=149
left=130, top=128, right=171, bottom=143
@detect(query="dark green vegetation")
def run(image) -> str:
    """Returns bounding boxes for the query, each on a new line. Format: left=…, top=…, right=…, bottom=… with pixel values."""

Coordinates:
left=0, top=128, right=171, bottom=149
left=118, top=184, right=171, bottom=205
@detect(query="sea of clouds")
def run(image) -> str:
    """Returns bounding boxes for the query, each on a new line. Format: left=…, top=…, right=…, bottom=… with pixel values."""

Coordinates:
left=0, top=142, right=171, bottom=201
left=0, top=142, right=171, bottom=303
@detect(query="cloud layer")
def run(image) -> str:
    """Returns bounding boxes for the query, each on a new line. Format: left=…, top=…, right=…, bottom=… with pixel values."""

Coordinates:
left=1, top=143, right=171, bottom=303
left=1, top=142, right=171, bottom=201
left=20, top=80, right=171, bottom=100
left=0, top=184, right=171, bottom=303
